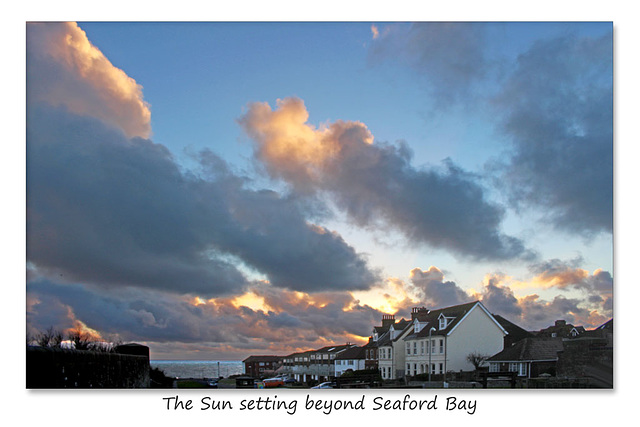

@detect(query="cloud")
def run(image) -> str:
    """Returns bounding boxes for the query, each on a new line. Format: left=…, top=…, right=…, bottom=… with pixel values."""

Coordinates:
left=27, top=279, right=385, bottom=359
left=473, top=264, right=612, bottom=330
left=491, top=32, right=613, bottom=236
left=370, top=24, right=380, bottom=40
left=409, top=266, right=472, bottom=308
left=27, top=22, right=151, bottom=138
left=368, top=23, right=489, bottom=106
left=27, top=105, right=379, bottom=296
left=240, top=97, right=534, bottom=262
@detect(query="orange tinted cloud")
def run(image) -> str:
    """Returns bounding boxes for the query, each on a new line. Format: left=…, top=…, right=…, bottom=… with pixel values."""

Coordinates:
left=27, top=22, right=151, bottom=139
left=239, top=97, right=373, bottom=191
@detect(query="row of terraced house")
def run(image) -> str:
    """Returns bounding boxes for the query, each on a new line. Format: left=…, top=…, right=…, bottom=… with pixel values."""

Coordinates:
left=242, top=300, right=613, bottom=386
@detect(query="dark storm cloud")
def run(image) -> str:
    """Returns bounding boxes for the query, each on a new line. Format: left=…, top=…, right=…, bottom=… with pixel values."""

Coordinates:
left=27, top=105, right=379, bottom=296
left=491, top=32, right=613, bottom=236
left=240, top=97, right=536, bottom=262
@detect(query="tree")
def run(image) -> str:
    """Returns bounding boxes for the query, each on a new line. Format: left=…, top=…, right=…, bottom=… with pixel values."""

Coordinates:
left=36, top=327, right=63, bottom=348
left=466, top=352, right=489, bottom=371
left=68, top=329, right=92, bottom=350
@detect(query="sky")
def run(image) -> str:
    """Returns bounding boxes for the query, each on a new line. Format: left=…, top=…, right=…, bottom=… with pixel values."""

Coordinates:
left=25, top=21, right=614, bottom=361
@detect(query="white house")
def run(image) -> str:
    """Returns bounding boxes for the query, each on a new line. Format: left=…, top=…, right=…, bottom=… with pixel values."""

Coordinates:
left=375, top=314, right=416, bottom=380
left=334, top=346, right=367, bottom=376
left=403, top=301, right=508, bottom=376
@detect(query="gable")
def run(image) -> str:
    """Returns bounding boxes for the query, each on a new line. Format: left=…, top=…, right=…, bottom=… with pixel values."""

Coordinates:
left=447, top=302, right=508, bottom=337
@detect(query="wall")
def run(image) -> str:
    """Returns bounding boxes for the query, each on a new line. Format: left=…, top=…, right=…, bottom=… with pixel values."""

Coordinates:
left=26, top=345, right=150, bottom=388
left=446, top=305, right=506, bottom=372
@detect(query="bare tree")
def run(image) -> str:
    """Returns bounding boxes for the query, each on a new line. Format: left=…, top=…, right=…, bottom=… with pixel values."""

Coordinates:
left=68, top=329, right=92, bottom=350
left=36, top=327, right=63, bottom=348
left=466, top=352, right=489, bottom=371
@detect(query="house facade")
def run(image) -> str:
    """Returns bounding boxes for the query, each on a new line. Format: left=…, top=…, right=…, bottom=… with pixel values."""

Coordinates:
left=403, top=301, right=508, bottom=377
left=278, top=344, right=356, bottom=382
left=334, top=346, right=366, bottom=376
left=242, top=355, right=282, bottom=377
left=376, top=317, right=412, bottom=380
left=487, top=337, right=564, bottom=378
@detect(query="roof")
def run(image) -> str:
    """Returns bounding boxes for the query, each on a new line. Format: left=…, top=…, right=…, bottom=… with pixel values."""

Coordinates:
left=493, top=314, right=534, bottom=342
left=242, top=355, right=282, bottom=363
left=534, top=320, right=586, bottom=338
left=487, top=337, right=564, bottom=362
left=375, top=318, right=412, bottom=347
left=334, top=346, right=366, bottom=360
left=404, top=301, right=500, bottom=340
left=596, top=318, right=613, bottom=331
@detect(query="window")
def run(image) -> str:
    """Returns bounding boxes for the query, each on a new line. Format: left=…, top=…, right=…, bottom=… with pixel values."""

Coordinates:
left=413, top=342, right=417, bottom=354
left=489, top=363, right=499, bottom=373
left=407, top=363, right=411, bottom=374
left=509, top=362, right=528, bottom=376
left=432, top=339, right=436, bottom=353
left=439, top=363, right=443, bottom=374
left=439, top=315, right=447, bottom=329
left=406, top=343, right=410, bottom=355
left=421, top=341, right=424, bottom=355
left=439, top=339, right=444, bottom=354
left=414, top=363, right=417, bottom=374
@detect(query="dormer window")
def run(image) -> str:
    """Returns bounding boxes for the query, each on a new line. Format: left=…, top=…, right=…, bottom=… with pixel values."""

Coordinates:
left=438, top=314, right=447, bottom=330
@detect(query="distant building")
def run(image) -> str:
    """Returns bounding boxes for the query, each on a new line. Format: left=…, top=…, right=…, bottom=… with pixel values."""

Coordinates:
left=334, top=346, right=367, bottom=376
left=535, top=319, right=586, bottom=339
left=278, top=344, right=356, bottom=382
left=487, top=318, right=613, bottom=387
left=242, top=355, right=282, bottom=378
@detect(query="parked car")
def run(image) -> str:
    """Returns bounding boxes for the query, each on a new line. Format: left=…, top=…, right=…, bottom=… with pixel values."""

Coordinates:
left=263, top=377, right=285, bottom=388
left=311, top=381, right=335, bottom=389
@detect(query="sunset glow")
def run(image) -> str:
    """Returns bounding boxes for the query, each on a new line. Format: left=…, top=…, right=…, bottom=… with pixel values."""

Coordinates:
left=26, top=21, right=613, bottom=361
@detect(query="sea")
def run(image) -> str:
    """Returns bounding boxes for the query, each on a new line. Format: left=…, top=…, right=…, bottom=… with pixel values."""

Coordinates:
left=150, top=360, right=244, bottom=379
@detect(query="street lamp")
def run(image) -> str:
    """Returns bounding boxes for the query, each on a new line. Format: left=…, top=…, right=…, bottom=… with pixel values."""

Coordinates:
left=428, top=327, right=436, bottom=383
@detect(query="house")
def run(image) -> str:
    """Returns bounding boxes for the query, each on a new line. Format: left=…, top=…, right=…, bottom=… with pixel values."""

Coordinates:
left=487, top=337, right=564, bottom=378
left=375, top=315, right=412, bottom=380
left=493, top=314, right=534, bottom=348
left=556, top=318, right=613, bottom=387
left=363, top=337, right=378, bottom=371
left=309, top=344, right=355, bottom=381
left=242, top=355, right=282, bottom=378
left=277, top=344, right=356, bottom=382
left=334, top=346, right=367, bottom=376
left=403, top=301, right=508, bottom=377
left=535, top=319, right=586, bottom=339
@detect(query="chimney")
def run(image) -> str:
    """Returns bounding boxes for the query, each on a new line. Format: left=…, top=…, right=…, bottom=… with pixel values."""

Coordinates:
left=382, top=314, right=395, bottom=328
left=555, top=320, right=566, bottom=327
left=411, top=307, right=429, bottom=322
